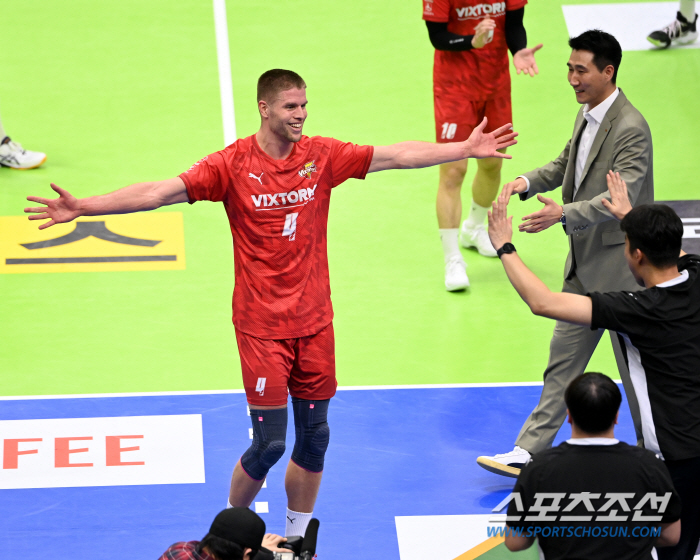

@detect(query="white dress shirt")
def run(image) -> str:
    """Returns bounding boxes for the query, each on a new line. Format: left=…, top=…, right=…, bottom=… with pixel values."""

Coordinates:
left=573, top=87, right=620, bottom=198
left=519, top=87, right=620, bottom=199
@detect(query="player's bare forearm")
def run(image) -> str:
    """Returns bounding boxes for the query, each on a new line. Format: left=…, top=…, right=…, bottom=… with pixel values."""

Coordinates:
left=80, top=178, right=188, bottom=216
left=25, top=177, right=188, bottom=229
left=368, top=118, right=517, bottom=173
left=368, top=141, right=470, bottom=173
left=500, top=252, right=593, bottom=326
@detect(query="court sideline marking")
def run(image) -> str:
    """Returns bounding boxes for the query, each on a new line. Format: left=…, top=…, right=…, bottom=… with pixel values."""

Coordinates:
left=213, top=0, right=236, bottom=145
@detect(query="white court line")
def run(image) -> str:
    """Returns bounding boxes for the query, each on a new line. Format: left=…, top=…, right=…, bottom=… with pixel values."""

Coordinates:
left=0, top=381, right=627, bottom=401
left=0, top=382, right=545, bottom=401
left=213, top=0, right=236, bottom=145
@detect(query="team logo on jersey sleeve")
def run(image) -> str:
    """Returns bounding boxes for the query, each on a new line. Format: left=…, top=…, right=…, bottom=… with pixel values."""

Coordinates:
left=298, top=161, right=317, bottom=179
left=185, top=156, right=209, bottom=173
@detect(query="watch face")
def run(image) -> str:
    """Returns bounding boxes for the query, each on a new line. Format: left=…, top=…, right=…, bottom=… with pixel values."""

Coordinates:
left=498, top=243, right=515, bottom=257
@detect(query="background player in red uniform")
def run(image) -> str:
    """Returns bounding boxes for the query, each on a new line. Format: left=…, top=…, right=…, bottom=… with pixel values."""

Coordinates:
left=424, top=0, right=541, bottom=290
left=24, top=69, right=516, bottom=539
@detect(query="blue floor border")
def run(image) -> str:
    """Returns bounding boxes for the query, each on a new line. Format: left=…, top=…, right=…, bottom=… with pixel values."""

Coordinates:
left=0, top=386, right=637, bottom=559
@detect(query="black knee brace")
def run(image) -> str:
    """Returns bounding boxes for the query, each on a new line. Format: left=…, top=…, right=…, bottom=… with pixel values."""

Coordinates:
left=291, top=397, right=330, bottom=473
left=240, top=407, right=287, bottom=481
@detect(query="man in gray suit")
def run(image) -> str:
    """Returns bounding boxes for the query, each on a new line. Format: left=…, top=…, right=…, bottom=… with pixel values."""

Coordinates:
left=476, top=29, right=653, bottom=477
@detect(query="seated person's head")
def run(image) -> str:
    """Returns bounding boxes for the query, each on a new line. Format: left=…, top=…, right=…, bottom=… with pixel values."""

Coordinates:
left=197, top=507, right=267, bottom=560
left=565, top=372, right=621, bottom=435
left=621, top=204, right=683, bottom=269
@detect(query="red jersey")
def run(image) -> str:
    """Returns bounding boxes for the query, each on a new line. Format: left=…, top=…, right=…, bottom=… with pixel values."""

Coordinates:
left=423, top=0, right=527, bottom=101
left=180, top=134, right=374, bottom=339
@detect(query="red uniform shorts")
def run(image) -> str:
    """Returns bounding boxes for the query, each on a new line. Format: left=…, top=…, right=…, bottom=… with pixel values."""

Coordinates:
left=434, top=90, right=512, bottom=143
left=235, top=322, right=337, bottom=406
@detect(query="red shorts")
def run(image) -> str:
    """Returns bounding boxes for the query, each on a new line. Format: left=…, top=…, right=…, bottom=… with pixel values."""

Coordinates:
left=235, top=322, right=337, bottom=406
left=434, top=91, right=512, bottom=143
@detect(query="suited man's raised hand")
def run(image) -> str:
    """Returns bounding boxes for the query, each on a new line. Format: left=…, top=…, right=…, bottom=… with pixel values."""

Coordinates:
left=519, top=194, right=563, bottom=233
left=601, top=170, right=632, bottom=221
left=501, top=177, right=528, bottom=199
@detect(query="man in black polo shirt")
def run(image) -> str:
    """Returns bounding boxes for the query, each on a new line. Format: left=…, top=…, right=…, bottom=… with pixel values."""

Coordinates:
left=505, top=373, right=681, bottom=559
left=488, top=173, right=700, bottom=560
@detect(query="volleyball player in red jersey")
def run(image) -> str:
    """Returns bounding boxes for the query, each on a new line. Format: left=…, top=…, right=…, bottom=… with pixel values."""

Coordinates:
left=24, top=70, right=517, bottom=538
left=424, top=0, right=542, bottom=290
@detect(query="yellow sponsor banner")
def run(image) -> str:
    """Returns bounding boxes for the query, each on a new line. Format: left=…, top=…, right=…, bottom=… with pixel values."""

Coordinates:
left=0, top=213, right=185, bottom=274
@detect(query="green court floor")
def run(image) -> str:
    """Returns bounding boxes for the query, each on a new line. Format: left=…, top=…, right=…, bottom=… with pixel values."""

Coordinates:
left=1, top=0, right=698, bottom=396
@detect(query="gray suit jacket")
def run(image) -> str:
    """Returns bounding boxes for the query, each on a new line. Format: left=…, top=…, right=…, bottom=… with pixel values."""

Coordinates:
left=521, top=89, right=653, bottom=293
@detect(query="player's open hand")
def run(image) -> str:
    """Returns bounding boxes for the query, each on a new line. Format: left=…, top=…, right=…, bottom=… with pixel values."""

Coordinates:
left=25, top=183, right=82, bottom=229
left=519, top=194, right=562, bottom=233
left=602, top=170, right=632, bottom=221
left=472, top=17, right=496, bottom=49
left=488, top=192, right=513, bottom=250
left=464, top=117, right=518, bottom=159
left=513, top=44, right=543, bottom=77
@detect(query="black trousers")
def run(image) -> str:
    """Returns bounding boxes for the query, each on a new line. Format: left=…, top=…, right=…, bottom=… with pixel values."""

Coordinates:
left=658, top=456, right=700, bottom=560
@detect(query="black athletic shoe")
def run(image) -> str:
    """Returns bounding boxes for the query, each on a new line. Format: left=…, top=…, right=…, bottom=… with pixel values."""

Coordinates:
left=647, top=11, right=698, bottom=48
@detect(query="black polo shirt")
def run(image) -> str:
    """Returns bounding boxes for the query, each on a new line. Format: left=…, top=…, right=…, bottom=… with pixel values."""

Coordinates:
left=589, top=254, right=700, bottom=461
left=507, top=441, right=681, bottom=560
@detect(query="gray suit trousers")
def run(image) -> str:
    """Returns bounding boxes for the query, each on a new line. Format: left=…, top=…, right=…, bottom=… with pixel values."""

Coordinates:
left=515, top=274, right=644, bottom=454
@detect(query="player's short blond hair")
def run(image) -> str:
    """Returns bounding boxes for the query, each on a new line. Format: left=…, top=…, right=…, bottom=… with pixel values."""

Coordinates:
left=257, top=69, right=306, bottom=103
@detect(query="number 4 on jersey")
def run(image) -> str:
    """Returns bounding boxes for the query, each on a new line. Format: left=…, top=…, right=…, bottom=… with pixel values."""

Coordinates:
left=283, top=212, right=298, bottom=241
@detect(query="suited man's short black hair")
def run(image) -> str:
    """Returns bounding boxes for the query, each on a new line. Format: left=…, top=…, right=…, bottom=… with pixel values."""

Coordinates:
left=565, top=372, right=621, bottom=434
left=569, top=29, right=623, bottom=83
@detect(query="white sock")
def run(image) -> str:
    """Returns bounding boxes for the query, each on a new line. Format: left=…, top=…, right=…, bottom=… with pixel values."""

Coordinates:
left=464, top=199, right=489, bottom=229
left=680, top=0, right=695, bottom=21
left=439, top=229, right=461, bottom=263
left=286, top=507, right=312, bottom=537
left=226, top=499, right=234, bottom=509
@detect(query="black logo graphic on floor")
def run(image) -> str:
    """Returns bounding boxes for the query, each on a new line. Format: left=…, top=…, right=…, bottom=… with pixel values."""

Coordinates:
left=6, top=221, right=176, bottom=264
left=659, top=200, right=700, bottom=255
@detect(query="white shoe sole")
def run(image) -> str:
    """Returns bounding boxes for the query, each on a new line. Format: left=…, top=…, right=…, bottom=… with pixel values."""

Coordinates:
left=0, top=155, right=47, bottom=170
left=476, top=456, right=522, bottom=478
left=674, top=32, right=698, bottom=45
left=445, top=280, right=469, bottom=292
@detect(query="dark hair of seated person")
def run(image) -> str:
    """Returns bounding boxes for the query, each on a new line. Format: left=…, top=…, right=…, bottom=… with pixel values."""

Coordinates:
left=564, top=372, right=621, bottom=434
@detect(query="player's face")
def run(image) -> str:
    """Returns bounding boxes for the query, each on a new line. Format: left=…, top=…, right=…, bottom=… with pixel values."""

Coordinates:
left=267, top=88, right=308, bottom=143
left=567, top=50, right=614, bottom=109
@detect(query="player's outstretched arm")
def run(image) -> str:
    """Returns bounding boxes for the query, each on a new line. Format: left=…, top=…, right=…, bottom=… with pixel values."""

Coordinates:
left=488, top=192, right=593, bottom=326
left=368, top=118, right=517, bottom=173
left=25, top=177, right=189, bottom=230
